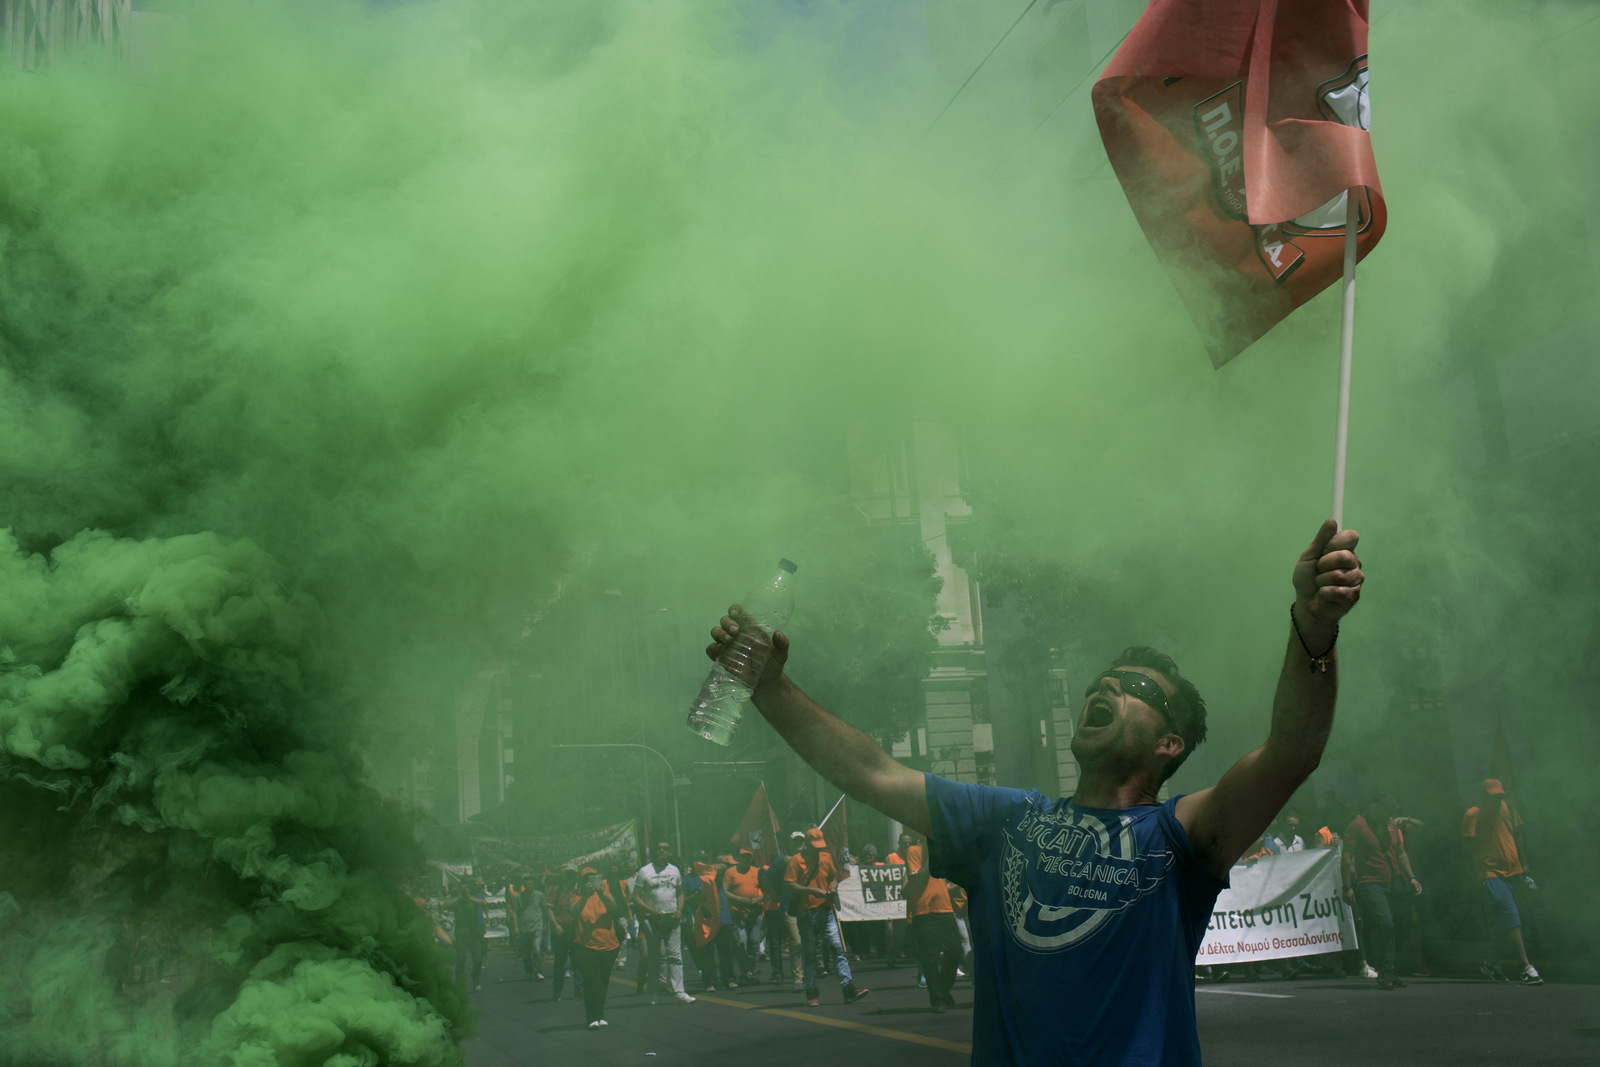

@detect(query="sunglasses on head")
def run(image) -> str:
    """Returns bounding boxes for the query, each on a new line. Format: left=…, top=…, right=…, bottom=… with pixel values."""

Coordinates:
left=1085, top=670, right=1176, bottom=727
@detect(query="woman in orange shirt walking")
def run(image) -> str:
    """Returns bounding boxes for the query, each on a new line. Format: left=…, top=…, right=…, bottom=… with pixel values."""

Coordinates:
left=571, top=867, right=622, bottom=1029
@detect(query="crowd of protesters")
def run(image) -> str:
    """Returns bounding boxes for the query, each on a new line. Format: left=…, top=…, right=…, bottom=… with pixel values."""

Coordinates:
left=425, top=774, right=1547, bottom=1031
left=427, top=819, right=981, bottom=1027
left=1191, top=778, right=1544, bottom=991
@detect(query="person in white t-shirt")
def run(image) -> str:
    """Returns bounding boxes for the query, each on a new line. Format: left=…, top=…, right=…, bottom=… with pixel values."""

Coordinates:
left=631, top=841, right=696, bottom=1004
left=1269, top=811, right=1306, bottom=853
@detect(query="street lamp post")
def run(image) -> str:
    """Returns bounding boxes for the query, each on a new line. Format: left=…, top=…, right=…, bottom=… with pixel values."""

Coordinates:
left=550, top=743, right=683, bottom=856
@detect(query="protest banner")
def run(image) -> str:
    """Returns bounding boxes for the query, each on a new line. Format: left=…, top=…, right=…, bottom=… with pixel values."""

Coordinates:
left=836, top=863, right=908, bottom=923
left=471, top=819, right=638, bottom=878
left=1197, top=847, right=1358, bottom=965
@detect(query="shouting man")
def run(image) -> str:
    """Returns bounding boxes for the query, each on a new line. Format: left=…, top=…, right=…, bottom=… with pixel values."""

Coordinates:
left=706, top=520, right=1363, bottom=1065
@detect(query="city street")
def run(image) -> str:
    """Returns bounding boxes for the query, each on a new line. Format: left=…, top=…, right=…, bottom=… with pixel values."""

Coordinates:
left=462, top=950, right=1599, bottom=1066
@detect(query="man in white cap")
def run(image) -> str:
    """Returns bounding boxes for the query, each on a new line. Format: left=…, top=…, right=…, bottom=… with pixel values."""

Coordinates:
left=785, top=827, right=869, bottom=1006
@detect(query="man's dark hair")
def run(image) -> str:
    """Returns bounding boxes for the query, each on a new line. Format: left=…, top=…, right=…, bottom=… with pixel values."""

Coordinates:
left=1110, top=646, right=1208, bottom=782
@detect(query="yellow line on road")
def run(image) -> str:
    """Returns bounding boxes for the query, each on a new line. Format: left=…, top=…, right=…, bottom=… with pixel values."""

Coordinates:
left=611, top=977, right=972, bottom=1056
left=753, top=1005, right=972, bottom=1054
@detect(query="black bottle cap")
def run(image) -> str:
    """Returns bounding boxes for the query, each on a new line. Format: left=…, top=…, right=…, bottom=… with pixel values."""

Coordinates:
left=779, top=559, right=798, bottom=574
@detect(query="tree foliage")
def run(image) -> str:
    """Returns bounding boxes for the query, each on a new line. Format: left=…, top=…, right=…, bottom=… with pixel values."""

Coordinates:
left=784, top=505, right=948, bottom=749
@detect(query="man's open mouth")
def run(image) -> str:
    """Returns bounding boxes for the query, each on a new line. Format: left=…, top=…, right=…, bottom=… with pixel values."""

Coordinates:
left=1084, top=697, right=1115, bottom=728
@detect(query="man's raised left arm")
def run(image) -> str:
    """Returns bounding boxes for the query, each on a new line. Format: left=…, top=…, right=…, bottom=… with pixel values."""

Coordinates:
left=1177, top=519, right=1365, bottom=879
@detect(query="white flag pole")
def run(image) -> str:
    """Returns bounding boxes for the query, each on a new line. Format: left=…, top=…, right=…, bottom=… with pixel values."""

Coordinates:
left=1330, top=188, right=1360, bottom=528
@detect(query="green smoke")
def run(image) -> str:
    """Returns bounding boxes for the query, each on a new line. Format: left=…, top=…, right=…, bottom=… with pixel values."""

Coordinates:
left=0, top=528, right=460, bottom=1063
left=2, top=0, right=1598, bottom=1058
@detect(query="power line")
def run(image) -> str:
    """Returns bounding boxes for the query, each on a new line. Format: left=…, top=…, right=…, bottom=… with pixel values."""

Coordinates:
left=995, top=26, right=1132, bottom=172
left=923, top=0, right=1040, bottom=137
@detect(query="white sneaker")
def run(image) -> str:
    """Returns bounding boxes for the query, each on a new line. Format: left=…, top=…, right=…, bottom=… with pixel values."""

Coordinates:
left=1520, top=966, right=1544, bottom=986
left=675, top=992, right=697, bottom=1004
left=588, top=1021, right=601, bottom=1030
left=1359, top=965, right=1378, bottom=979
left=598, top=1019, right=610, bottom=1027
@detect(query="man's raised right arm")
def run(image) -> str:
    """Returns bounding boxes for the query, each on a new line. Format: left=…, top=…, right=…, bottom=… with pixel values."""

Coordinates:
left=709, top=610, right=931, bottom=836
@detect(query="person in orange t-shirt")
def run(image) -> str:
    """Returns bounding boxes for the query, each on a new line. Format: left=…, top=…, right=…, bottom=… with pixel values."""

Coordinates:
left=906, top=839, right=962, bottom=1012
left=785, top=828, right=868, bottom=1006
left=687, top=856, right=728, bottom=992
left=722, top=850, right=765, bottom=984
left=1463, top=779, right=1542, bottom=985
left=570, top=868, right=620, bottom=1028
left=545, top=867, right=583, bottom=1003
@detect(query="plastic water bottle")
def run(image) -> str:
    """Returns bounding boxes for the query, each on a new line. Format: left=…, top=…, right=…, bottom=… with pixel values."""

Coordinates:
left=686, top=559, right=797, bottom=746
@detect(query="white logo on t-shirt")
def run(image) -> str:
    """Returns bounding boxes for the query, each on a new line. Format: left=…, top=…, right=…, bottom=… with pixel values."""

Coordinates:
left=1001, top=803, right=1175, bottom=951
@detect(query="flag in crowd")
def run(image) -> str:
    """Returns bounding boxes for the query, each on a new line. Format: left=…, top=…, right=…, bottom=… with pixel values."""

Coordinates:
left=730, top=781, right=783, bottom=865
left=1092, top=0, right=1385, bottom=366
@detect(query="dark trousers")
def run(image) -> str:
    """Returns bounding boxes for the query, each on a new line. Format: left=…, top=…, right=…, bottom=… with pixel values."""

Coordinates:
left=1392, top=882, right=1426, bottom=971
left=453, top=932, right=485, bottom=987
left=763, top=911, right=789, bottom=979
left=887, top=917, right=909, bottom=963
left=573, top=946, right=619, bottom=1023
left=842, top=920, right=884, bottom=959
left=691, top=927, right=738, bottom=988
left=716, top=926, right=737, bottom=982
left=551, top=934, right=582, bottom=999
left=912, top=912, right=962, bottom=1006
left=1355, top=881, right=1396, bottom=975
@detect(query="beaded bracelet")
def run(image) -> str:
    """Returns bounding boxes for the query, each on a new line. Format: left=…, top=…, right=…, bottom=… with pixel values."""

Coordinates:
left=1291, top=604, right=1338, bottom=673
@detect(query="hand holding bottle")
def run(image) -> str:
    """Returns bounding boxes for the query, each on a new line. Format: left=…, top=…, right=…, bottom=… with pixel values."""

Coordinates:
left=686, top=559, right=797, bottom=746
left=705, top=606, right=790, bottom=694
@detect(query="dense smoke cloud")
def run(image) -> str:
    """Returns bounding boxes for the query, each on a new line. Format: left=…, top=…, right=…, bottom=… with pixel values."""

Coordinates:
left=1, top=0, right=1597, bottom=1059
left=0, top=529, right=459, bottom=1062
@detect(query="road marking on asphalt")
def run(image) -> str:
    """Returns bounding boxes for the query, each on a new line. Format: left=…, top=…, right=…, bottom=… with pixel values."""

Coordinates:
left=754, top=1006, right=973, bottom=1054
left=1197, top=989, right=1293, bottom=999
left=612, top=978, right=973, bottom=1055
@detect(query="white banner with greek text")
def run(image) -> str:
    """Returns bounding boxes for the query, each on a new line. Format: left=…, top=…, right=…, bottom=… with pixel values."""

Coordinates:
left=835, top=863, right=908, bottom=922
left=1196, top=848, right=1359, bottom=965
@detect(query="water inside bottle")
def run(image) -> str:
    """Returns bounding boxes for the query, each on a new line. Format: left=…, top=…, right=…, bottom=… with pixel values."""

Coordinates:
left=687, top=663, right=751, bottom=745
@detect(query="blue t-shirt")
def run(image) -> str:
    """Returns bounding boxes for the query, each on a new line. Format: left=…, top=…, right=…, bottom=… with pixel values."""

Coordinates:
left=926, top=774, right=1227, bottom=1066
left=759, top=853, right=794, bottom=913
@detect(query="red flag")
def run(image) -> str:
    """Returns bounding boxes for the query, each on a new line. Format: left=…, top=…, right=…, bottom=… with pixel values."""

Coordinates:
left=1093, top=0, right=1385, bottom=366
left=730, top=782, right=781, bottom=865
